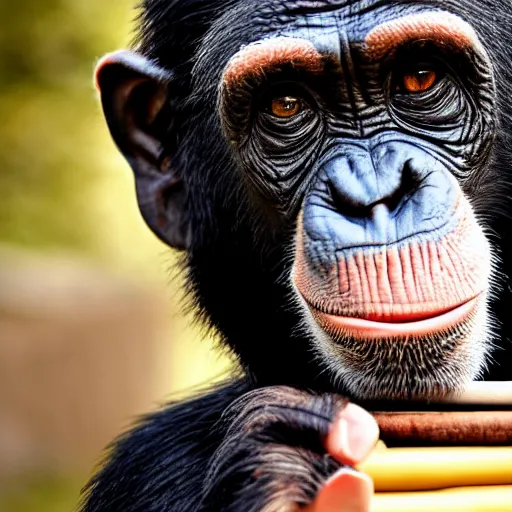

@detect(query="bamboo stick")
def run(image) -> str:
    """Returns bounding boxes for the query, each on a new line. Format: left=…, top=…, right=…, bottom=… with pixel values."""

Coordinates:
left=375, top=411, right=512, bottom=445
left=441, top=381, right=512, bottom=405
left=359, top=447, right=512, bottom=491
left=372, top=486, right=512, bottom=512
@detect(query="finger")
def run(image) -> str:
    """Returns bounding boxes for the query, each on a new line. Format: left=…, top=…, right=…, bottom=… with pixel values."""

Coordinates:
left=304, top=468, right=374, bottom=512
left=326, top=403, right=380, bottom=466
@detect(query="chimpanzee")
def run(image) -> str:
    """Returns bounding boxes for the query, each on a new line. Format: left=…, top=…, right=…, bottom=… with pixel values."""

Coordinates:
left=82, top=0, right=512, bottom=510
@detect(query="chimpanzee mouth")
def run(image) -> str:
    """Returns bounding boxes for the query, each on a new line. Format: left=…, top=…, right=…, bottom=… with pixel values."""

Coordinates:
left=305, top=295, right=481, bottom=341
left=297, top=291, right=489, bottom=401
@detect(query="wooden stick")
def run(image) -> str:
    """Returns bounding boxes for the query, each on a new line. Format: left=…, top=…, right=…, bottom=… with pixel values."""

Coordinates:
left=441, top=381, right=512, bottom=405
left=371, top=486, right=512, bottom=512
left=370, top=382, right=512, bottom=445
left=359, top=447, right=512, bottom=491
left=375, top=410, right=512, bottom=445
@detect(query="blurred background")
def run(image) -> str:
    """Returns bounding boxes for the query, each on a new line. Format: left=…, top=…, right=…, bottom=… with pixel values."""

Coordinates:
left=0, top=2, right=233, bottom=510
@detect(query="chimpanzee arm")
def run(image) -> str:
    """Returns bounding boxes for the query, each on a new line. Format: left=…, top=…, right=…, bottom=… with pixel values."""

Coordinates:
left=81, top=382, right=368, bottom=512
left=80, top=379, right=252, bottom=512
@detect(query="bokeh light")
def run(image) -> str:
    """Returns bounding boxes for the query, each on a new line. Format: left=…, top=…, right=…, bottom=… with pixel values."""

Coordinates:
left=0, top=2, right=232, bottom=510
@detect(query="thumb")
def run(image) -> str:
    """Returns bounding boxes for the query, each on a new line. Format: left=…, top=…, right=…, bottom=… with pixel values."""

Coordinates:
left=326, top=402, right=380, bottom=467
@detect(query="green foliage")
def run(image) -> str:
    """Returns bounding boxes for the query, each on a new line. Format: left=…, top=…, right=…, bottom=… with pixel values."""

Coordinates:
left=0, top=9, right=233, bottom=508
left=0, top=0, right=134, bottom=254
left=0, top=475, right=82, bottom=512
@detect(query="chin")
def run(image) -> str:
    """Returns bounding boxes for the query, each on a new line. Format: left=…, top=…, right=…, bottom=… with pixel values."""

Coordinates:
left=294, top=287, right=492, bottom=401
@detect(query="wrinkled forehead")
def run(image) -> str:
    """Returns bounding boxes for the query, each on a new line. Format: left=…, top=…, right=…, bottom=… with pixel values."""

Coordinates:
left=194, top=1, right=482, bottom=91
left=199, top=1, right=427, bottom=62
left=258, top=1, right=428, bottom=51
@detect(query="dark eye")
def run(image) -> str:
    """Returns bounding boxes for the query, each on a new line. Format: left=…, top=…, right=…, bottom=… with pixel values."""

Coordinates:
left=270, top=96, right=302, bottom=118
left=402, top=69, right=437, bottom=93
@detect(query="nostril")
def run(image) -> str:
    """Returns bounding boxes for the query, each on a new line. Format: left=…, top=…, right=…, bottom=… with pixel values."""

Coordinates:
left=326, top=167, right=417, bottom=219
left=378, top=159, right=418, bottom=214
left=327, top=179, right=373, bottom=219
left=385, top=174, right=413, bottom=213
left=323, top=151, right=422, bottom=218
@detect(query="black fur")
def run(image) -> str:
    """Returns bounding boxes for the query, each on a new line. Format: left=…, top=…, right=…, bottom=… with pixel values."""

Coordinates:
left=82, top=379, right=249, bottom=512
left=81, top=381, right=345, bottom=511
left=82, top=1, right=512, bottom=510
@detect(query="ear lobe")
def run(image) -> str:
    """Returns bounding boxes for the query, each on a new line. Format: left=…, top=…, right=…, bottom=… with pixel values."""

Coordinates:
left=95, top=50, right=192, bottom=251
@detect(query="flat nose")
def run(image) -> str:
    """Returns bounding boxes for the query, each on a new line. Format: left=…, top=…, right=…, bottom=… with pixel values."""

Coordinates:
left=303, top=141, right=460, bottom=248
left=324, top=143, right=411, bottom=217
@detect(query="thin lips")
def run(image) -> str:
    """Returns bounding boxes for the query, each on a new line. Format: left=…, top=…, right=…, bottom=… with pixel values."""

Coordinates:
left=308, top=296, right=480, bottom=339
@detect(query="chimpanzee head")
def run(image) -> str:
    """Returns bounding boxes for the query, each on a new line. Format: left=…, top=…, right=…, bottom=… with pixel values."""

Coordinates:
left=95, top=0, right=512, bottom=401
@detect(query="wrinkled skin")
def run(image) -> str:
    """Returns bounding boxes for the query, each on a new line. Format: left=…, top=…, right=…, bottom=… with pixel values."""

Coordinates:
left=82, top=1, right=512, bottom=511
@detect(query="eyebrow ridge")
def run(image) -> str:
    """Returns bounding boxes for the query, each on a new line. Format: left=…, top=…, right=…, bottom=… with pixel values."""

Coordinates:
left=365, top=11, right=484, bottom=61
left=222, top=37, right=325, bottom=89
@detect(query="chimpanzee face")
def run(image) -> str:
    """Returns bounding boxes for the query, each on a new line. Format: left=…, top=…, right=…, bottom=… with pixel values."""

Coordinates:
left=213, top=4, right=496, bottom=399
left=96, top=1, right=498, bottom=400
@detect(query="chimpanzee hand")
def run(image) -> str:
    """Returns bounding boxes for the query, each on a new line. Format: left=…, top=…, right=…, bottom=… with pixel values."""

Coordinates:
left=198, top=386, right=378, bottom=512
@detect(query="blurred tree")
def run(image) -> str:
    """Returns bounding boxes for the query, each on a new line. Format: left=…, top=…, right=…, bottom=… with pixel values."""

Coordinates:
left=0, top=0, right=233, bottom=400
left=0, top=0, right=135, bottom=255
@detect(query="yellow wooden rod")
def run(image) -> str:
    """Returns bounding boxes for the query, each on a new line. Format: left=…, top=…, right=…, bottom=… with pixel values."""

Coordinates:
left=441, top=381, right=512, bottom=405
left=372, top=486, right=512, bottom=512
left=358, top=447, right=512, bottom=492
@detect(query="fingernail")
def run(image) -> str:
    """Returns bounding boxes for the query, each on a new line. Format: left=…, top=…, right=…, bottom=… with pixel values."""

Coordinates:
left=339, top=403, right=380, bottom=462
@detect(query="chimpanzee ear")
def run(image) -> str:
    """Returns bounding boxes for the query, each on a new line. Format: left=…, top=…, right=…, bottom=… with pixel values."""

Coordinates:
left=95, top=50, right=191, bottom=251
